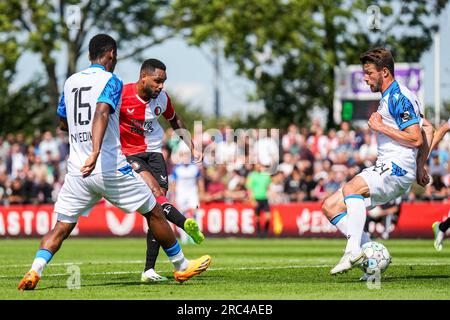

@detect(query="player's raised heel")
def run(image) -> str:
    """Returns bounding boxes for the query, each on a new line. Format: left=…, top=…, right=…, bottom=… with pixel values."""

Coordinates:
left=184, top=218, right=205, bottom=244
left=18, top=270, right=40, bottom=291
left=174, top=255, right=211, bottom=283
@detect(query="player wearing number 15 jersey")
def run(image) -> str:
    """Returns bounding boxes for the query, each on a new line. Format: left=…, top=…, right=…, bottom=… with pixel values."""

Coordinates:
left=17, top=34, right=211, bottom=290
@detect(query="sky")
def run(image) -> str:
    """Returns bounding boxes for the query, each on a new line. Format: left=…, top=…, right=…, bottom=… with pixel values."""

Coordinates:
left=13, top=3, right=450, bottom=120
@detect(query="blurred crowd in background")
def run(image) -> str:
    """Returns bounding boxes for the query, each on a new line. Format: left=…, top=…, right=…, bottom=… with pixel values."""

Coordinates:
left=1, top=120, right=450, bottom=206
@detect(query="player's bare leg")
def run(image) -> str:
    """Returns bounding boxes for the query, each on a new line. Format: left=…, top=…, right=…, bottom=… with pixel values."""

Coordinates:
left=18, top=221, right=76, bottom=290
left=143, top=203, right=210, bottom=283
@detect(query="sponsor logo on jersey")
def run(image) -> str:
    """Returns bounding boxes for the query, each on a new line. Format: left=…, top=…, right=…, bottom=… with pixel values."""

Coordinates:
left=130, top=119, right=154, bottom=135
left=400, top=110, right=412, bottom=123
left=126, top=108, right=135, bottom=114
left=118, top=164, right=135, bottom=177
left=391, top=162, right=407, bottom=177
left=160, top=175, right=167, bottom=181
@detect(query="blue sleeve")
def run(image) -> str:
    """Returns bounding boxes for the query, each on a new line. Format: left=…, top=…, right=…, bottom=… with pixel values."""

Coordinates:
left=97, top=74, right=123, bottom=113
left=388, top=94, right=419, bottom=130
left=172, top=167, right=178, bottom=180
left=56, top=92, right=66, bottom=118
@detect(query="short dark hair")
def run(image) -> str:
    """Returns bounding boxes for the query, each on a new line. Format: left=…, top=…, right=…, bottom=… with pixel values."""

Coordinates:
left=140, top=59, right=166, bottom=74
left=89, top=34, right=117, bottom=61
left=360, top=48, right=395, bottom=76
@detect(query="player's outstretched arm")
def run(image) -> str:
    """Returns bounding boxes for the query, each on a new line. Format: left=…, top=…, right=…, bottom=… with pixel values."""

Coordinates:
left=80, top=102, right=110, bottom=177
left=428, top=122, right=450, bottom=159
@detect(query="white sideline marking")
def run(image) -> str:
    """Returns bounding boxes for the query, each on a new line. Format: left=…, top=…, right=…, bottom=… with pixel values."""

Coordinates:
left=2, top=262, right=450, bottom=279
left=0, top=258, right=331, bottom=269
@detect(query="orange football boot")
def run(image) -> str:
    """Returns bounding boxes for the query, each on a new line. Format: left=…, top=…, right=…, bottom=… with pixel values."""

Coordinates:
left=173, top=255, right=211, bottom=283
left=18, top=270, right=40, bottom=291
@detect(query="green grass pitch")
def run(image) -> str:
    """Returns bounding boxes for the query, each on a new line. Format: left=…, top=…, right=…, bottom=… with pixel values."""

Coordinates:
left=1, top=238, right=449, bottom=300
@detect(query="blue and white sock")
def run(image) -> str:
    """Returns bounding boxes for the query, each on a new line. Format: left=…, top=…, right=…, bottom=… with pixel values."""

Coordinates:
left=344, top=195, right=367, bottom=255
left=163, top=240, right=189, bottom=271
left=330, top=211, right=348, bottom=235
left=31, top=249, right=53, bottom=277
left=330, top=211, right=370, bottom=246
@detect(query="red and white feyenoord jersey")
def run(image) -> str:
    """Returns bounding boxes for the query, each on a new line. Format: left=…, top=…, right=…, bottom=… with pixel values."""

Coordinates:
left=119, top=83, right=175, bottom=156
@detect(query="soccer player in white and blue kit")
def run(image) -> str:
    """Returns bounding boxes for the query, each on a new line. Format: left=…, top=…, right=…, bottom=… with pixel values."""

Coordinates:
left=322, top=48, right=431, bottom=275
left=18, top=34, right=211, bottom=290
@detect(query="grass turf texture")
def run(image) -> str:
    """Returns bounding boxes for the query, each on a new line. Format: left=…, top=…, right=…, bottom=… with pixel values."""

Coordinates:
left=1, top=238, right=449, bottom=300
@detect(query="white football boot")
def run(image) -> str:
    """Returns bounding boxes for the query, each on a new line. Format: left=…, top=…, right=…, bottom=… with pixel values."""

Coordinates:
left=432, top=222, right=444, bottom=252
left=330, top=251, right=366, bottom=275
left=141, top=268, right=168, bottom=283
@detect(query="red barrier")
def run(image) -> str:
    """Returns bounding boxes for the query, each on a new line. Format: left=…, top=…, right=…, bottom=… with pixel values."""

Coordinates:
left=0, top=202, right=449, bottom=238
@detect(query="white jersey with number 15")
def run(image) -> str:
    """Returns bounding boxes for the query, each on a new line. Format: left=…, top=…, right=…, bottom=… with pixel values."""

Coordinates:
left=57, top=64, right=128, bottom=176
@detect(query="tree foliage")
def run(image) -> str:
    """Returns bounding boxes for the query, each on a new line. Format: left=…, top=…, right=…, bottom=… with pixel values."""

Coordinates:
left=0, top=0, right=174, bottom=133
left=170, top=0, right=448, bottom=128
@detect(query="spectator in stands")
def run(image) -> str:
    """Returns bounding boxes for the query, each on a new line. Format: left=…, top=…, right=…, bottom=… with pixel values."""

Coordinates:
left=307, top=124, right=328, bottom=160
left=23, top=171, right=38, bottom=204
left=284, top=166, right=303, bottom=202
left=277, top=152, right=295, bottom=177
left=429, top=153, right=447, bottom=177
left=0, top=136, right=9, bottom=163
left=55, top=128, right=70, bottom=162
left=34, top=175, right=54, bottom=204
left=7, top=143, right=27, bottom=179
left=6, top=177, right=26, bottom=205
left=267, top=171, right=288, bottom=204
left=204, top=168, right=226, bottom=203
left=254, top=129, right=279, bottom=172
left=423, top=174, right=448, bottom=201
left=225, top=170, right=247, bottom=203
left=311, top=177, right=328, bottom=201
left=0, top=172, right=7, bottom=205
left=282, top=124, right=301, bottom=155
left=38, top=131, right=59, bottom=163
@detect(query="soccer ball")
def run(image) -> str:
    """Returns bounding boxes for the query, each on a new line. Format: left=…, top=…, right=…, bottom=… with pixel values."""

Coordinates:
left=359, top=241, right=391, bottom=275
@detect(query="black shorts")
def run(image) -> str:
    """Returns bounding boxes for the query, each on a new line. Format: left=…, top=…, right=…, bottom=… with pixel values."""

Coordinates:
left=126, top=152, right=169, bottom=190
left=255, top=199, right=270, bottom=216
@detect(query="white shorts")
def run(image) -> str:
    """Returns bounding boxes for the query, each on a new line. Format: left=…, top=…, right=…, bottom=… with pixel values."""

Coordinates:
left=357, top=159, right=414, bottom=209
left=55, top=171, right=156, bottom=223
left=175, top=195, right=199, bottom=213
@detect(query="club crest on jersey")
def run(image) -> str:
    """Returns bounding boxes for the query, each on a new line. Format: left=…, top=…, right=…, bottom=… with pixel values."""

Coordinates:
left=154, top=106, right=162, bottom=116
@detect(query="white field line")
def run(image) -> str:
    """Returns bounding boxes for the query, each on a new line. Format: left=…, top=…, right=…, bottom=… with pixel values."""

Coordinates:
left=0, top=258, right=332, bottom=269
left=1, top=261, right=450, bottom=279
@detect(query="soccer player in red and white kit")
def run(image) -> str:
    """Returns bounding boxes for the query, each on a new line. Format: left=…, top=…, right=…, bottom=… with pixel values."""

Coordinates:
left=119, top=58, right=205, bottom=282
